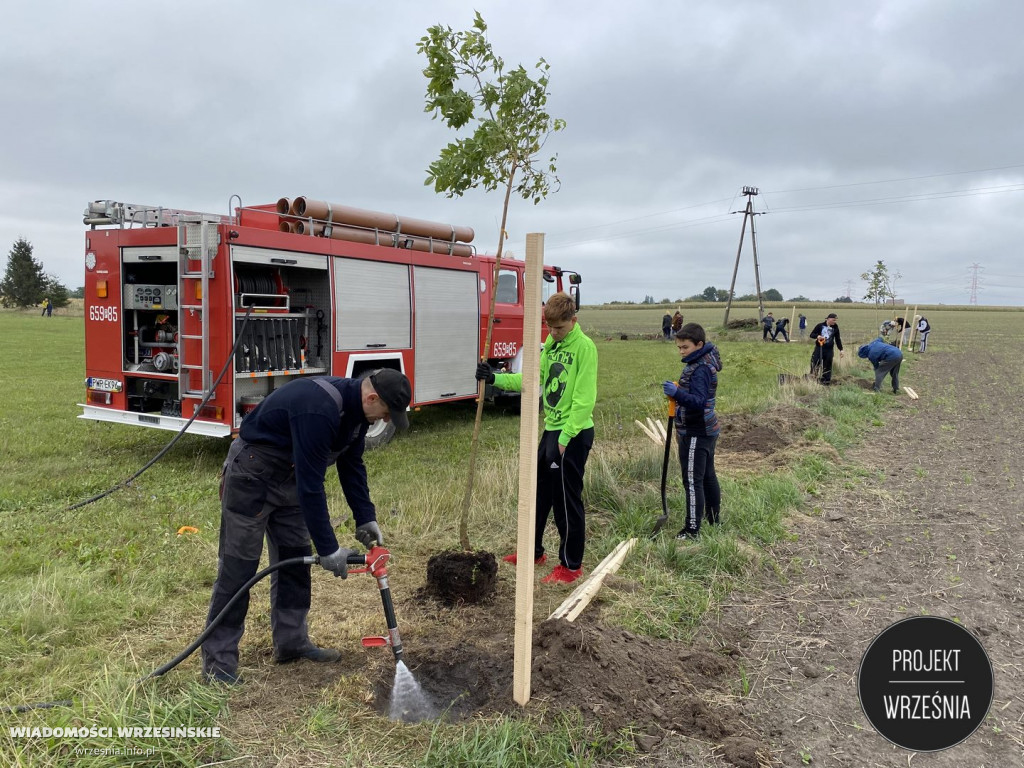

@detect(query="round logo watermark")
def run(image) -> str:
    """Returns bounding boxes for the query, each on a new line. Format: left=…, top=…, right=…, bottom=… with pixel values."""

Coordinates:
left=858, top=616, right=993, bottom=752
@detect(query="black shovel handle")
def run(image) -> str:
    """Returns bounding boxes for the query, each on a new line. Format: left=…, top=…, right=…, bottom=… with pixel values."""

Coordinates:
left=652, top=399, right=675, bottom=536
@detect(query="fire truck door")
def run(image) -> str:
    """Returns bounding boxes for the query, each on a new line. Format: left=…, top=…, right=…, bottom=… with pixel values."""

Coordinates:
left=334, top=258, right=412, bottom=350
left=413, top=267, right=478, bottom=402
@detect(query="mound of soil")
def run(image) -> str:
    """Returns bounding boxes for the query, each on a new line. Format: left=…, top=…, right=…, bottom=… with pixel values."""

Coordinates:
left=371, top=619, right=770, bottom=766
left=421, top=550, right=498, bottom=605
left=719, top=405, right=821, bottom=456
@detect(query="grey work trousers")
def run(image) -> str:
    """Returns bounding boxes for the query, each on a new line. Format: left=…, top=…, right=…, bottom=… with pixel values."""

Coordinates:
left=873, top=358, right=902, bottom=392
left=201, top=439, right=315, bottom=677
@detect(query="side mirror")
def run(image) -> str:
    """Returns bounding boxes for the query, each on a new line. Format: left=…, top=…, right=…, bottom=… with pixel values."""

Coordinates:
left=568, top=273, right=582, bottom=285
left=569, top=285, right=581, bottom=311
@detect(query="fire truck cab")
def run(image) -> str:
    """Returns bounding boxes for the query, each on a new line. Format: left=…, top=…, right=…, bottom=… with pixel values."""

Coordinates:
left=80, top=197, right=580, bottom=446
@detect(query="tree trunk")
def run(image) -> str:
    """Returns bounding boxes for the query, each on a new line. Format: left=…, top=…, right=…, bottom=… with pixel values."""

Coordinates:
left=459, top=170, right=517, bottom=551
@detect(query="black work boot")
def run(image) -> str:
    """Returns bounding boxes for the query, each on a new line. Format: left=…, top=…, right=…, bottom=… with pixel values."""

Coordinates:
left=274, top=644, right=342, bottom=664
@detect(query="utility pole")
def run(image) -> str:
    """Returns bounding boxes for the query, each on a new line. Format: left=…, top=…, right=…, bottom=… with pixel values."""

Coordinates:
left=968, top=263, right=982, bottom=305
left=722, top=186, right=764, bottom=327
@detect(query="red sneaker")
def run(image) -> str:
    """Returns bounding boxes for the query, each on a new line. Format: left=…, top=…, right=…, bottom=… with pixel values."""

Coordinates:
left=502, top=553, right=547, bottom=566
left=541, top=565, right=583, bottom=584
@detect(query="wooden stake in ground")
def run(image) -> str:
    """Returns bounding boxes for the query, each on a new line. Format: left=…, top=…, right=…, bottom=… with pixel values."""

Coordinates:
left=513, top=233, right=544, bottom=707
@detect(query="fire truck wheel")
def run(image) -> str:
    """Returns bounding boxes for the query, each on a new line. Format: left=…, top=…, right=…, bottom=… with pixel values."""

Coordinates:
left=364, top=418, right=396, bottom=450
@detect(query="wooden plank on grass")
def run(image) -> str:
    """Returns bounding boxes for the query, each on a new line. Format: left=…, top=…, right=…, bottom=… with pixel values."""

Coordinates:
left=513, top=233, right=544, bottom=708
left=903, top=386, right=919, bottom=400
left=549, top=538, right=637, bottom=622
left=635, top=419, right=661, bottom=445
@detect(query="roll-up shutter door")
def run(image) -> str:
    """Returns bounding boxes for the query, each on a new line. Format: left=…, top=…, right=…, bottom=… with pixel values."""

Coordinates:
left=414, top=267, right=479, bottom=401
left=335, top=258, right=411, bottom=350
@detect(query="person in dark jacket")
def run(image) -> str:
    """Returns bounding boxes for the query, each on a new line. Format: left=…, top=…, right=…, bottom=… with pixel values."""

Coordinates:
left=774, top=316, right=790, bottom=343
left=798, top=314, right=807, bottom=331
left=661, top=312, right=673, bottom=341
left=858, top=337, right=903, bottom=393
left=916, top=316, right=931, bottom=352
left=201, top=370, right=411, bottom=684
left=761, top=312, right=775, bottom=342
left=809, top=313, right=844, bottom=385
left=663, top=323, right=722, bottom=540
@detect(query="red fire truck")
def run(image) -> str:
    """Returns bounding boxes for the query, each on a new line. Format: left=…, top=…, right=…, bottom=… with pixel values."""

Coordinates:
left=80, top=197, right=580, bottom=447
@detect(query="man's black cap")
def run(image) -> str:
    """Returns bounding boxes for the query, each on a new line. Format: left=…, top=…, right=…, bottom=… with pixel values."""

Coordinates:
left=827, top=313, right=838, bottom=319
left=370, top=369, right=411, bottom=430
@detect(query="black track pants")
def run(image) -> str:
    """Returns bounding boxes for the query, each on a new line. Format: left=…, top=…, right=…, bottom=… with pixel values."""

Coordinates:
left=534, top=427, right=594, bottom=570
left=678, top=434, right=721, bottom=535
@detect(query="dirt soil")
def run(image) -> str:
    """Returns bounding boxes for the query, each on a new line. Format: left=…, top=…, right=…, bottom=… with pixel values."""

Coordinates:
left=234, top=346, right=1021, bottom=767
left=639, top=347, right=1024, bottom=766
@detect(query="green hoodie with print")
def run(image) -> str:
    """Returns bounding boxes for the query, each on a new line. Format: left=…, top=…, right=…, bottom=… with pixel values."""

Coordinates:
left=492, top=321, right=598, bottom=446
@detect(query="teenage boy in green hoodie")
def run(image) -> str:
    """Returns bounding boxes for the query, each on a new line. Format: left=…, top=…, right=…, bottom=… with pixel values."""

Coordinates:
left=475, top=292, right=598, bottom=584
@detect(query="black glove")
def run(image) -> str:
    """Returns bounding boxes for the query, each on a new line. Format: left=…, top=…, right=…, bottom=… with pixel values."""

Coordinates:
left=355, top=521, right=383, bottom=549
left=319, top=548, right=357, bottom=578
left=475, top=362, right=495, bottom=384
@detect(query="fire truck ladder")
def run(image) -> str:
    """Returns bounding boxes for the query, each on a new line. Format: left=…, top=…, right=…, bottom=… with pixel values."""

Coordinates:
left=177, top=217, right=219, bottom=410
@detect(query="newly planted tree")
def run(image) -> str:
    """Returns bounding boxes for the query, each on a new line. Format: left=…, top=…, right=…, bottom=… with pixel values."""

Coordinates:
left=861, top=260, right=901, bottom=311
left=418, top=12, right=565, bottom=553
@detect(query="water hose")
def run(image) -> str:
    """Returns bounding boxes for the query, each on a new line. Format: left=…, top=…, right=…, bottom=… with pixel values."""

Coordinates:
left=2, top=550, right=397, bottom=713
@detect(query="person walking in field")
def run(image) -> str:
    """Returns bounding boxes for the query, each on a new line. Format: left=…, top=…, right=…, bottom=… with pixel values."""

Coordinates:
left=663, top=323, right=722, bottom=540
left=41, top=297, right=50, bottom=317
left=858, top=337, right=903, bottom=394
left=476, top=292, right=598, bottom=585
left=809, top=313, right=844, bottom=385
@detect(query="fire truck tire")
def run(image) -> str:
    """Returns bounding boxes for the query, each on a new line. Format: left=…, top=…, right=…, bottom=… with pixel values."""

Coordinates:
left=364, top=418, right=396, bottom=450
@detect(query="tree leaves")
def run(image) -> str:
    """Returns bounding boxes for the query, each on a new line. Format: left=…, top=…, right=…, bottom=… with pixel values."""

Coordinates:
left=416, top=13, right=565, bottom=206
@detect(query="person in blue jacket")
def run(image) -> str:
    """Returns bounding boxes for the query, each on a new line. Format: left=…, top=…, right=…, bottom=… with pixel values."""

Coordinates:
left=663, top=323, right=722, bottom=540
left=857, top=337, right=903, bottom=394
left=201, top=370, right=411, bottom=684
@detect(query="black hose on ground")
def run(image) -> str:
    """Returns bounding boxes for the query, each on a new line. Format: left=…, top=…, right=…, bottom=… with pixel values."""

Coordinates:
left=1, top=554, right=314, bottom=714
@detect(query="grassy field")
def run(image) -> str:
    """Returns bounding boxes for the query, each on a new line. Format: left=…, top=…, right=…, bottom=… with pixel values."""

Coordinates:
left=1, top=304, right=1021, bottom=766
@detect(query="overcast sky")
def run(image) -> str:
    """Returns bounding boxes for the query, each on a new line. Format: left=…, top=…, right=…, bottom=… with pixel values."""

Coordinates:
left=3, top=1, right=1022, bottom=306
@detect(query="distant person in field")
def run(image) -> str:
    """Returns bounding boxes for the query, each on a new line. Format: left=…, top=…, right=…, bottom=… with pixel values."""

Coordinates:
left=761, top=312, right=775, bottom=342
left=858, top=337, right=903, bottom=394
left=663, top=323, right=722, bottom=541
left=476, top=292, right=597, bottom=585
left=661, top=311, right=673, bottom=341
left=41, top=297, right=50, bottom=317
left=45, top=299, right=53, bottom=317
left=809, top=313, right=844, bottom=385
left=672, top=311, right=684, bottom=334
left=879, top=319, right=896, bottom=339
left=894, top=317, right=910, bottom=346
left=774, top=316, right=790, bottom=343
left=798, top=313, right=807, bottom=331
left=916, top=316, right=931, bottom=352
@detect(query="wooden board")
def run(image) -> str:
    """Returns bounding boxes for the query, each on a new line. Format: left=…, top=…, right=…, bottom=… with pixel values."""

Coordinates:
left=513, top=233, right=544, bottom=707
left=549, top=538, right=637, bottom=622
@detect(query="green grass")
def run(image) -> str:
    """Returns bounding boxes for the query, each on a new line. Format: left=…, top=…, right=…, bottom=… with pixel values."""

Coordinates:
left=2, top=306, right=1023, bottom=766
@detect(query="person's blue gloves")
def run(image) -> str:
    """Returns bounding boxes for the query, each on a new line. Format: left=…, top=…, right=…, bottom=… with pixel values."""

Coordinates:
left=662, top=381, right=679, bottom=398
